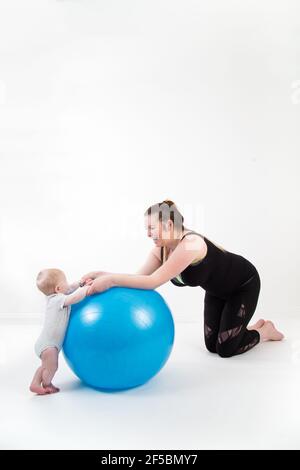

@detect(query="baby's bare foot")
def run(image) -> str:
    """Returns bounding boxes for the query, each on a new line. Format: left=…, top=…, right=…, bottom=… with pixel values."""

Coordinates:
left=43, top=383, right=60, bottom=394
left=248, top=318, right=265, bottom=330
left=30, top=383, right=49, bottom=395
left=257, top=320, right=284, bottom=341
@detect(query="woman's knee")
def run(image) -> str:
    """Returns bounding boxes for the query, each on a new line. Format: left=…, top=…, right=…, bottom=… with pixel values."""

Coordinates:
left=205, top=339, right=217, bottom=353
left=216, top=343, right=235, bottom=358
left=204, top=323, right=218, bottom=353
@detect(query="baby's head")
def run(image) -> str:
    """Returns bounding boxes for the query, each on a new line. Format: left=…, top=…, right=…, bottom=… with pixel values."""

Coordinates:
left=36, top=269, right=68, bottom=296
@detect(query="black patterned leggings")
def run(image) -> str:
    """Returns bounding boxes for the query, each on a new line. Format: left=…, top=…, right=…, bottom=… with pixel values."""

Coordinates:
left=204, top=273, right=261, bottom=357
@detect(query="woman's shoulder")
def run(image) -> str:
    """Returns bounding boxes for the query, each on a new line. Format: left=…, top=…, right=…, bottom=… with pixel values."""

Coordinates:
left=181, top=231, right=207, bottom=251
left=184, top=231, right=227, bottom=253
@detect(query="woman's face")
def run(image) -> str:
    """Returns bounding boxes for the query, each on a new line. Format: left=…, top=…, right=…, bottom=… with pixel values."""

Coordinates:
left=145, top=215, right=174, bottom=247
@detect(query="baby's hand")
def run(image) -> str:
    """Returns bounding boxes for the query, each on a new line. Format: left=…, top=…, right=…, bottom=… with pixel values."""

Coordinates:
left=79, top=278, right=93, bottom=286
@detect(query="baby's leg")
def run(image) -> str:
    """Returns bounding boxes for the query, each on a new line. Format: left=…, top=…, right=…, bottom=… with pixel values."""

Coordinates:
left=41, top=347, right=60, bottom=393
left=30, top=366, right=48, bottom=395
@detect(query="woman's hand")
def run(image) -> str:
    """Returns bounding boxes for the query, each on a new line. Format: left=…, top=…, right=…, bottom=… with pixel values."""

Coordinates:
left=80, top=271, right=108, bottom=286
left=86, top=275, right=115, bottom=296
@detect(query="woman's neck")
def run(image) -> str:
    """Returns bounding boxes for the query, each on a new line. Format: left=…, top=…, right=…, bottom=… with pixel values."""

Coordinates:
left=165, top=228, right=192, bottom=250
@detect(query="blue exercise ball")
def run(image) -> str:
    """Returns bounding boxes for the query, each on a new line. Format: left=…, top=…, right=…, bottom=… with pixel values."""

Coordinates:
left=63, top=287, right=175, bottom=391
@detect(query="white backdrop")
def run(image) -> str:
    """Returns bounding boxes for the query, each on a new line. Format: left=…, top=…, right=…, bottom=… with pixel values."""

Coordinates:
left=0, top=0, right=299, bottom=321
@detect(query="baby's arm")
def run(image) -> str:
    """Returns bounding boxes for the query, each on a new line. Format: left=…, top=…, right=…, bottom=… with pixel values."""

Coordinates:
left=65, top=278, right=94, bottom=295
left=64, top=285, right=89, bottom=307
left=65, top=281, right=80, bottom=295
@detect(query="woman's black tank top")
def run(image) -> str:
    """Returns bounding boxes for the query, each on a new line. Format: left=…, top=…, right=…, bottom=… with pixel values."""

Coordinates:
left=160, top=231, right=258, bottom=298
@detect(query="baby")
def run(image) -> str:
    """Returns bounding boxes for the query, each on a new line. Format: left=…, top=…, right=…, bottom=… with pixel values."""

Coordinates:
left=30, top=268, right=92, bottom=395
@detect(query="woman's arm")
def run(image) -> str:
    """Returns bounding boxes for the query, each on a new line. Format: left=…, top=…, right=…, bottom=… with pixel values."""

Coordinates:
left=80, top=271, right=111, bottom=285
left=80, top=251, right=158, bottom=287
left=135, top=247, right=162, bottom=275
left=115, top=235, right=204, bottom=289
left=87, top=235, right=206, bottom=294
left=86, top=248, right=161, bottom=294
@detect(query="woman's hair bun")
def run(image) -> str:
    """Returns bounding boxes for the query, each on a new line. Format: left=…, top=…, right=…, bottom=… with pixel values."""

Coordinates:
left=161, top=199, right=176, bottom=206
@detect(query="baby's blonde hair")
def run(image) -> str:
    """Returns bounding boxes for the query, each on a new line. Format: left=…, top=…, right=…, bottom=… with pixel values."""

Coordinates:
left=36, top=268, right=65, bottom=295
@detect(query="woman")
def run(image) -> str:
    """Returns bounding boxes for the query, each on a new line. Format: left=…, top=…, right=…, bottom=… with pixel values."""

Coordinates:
left=81, top=199, right=283, bottom=358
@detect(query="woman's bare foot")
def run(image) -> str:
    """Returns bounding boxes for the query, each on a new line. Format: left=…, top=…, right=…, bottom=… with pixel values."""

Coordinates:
left=256, top=320, right=284, bottom=341
left=248, top=318, right=265, bottom=330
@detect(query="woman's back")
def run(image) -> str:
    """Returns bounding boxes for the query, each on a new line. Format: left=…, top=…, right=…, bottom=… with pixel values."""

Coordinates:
left=161, top=231, right=258, bottom=298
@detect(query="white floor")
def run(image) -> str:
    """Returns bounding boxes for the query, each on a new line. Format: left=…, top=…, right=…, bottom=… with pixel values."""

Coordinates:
left=1, top=315, right=300, bottom=450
